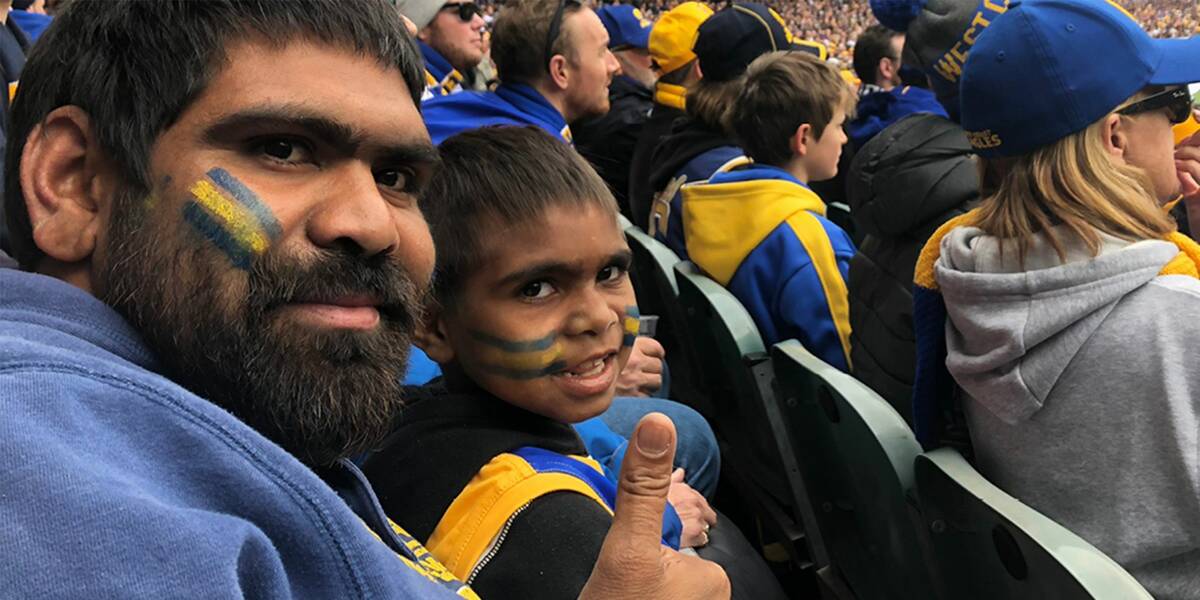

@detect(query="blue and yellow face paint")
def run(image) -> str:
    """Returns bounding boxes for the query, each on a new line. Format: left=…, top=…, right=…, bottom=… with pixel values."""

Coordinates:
left=622, top=305, right=640, bottom=348
left=471, top=330, right=567, bottom=380
left=470, top=307, right=640, bottom=380
left=182, top=167, right=282, bottom=270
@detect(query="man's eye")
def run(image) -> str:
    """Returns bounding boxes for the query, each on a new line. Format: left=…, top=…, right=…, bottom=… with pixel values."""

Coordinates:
left=521, top=281, right=555, bottom=299
left=375, top=168, right=414, bottom=192
left=256, top=139, right=311, bottom=164
left=598, top=266, right=625, bottom=283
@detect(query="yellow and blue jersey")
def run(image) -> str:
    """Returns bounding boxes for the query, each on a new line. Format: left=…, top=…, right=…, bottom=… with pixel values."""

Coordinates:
left=683, top=164, right=856, bottom=371
left=650, top=146, right=746, bottom=258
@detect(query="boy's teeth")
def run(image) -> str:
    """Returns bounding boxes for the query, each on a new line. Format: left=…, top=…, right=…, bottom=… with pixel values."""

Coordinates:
left=568, top=357, right=605, bottom=377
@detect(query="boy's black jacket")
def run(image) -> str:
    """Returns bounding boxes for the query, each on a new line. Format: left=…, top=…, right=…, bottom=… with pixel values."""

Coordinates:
left=362, top=383, right=610, bottom=600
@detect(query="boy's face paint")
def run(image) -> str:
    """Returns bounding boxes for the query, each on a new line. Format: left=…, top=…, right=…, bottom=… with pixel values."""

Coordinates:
left=182, top=167, right=283, bottom=269
left=440, top=204, right=637, bottom=424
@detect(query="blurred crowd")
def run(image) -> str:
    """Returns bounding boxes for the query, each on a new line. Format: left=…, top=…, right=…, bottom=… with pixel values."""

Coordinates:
left=1129, top=0, right=1199, bottom=38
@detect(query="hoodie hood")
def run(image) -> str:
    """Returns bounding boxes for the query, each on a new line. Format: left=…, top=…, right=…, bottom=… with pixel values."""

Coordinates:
left=649, top=117, right=736, bottom=193
left=936, top=225, right=1180, bottom=425
left=848, top=112, right=978, bottom=240
left=683, top=165, right=826, bottom=285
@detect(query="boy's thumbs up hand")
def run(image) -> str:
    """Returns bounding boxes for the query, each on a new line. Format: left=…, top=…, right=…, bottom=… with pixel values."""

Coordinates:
left=579, top=413, right=730, bottom=600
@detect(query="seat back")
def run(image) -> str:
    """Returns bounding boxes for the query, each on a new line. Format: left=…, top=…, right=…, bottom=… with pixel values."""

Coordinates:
left=771, top=340, right=937, bottom=598
left=915, top=448, right=1152, bottom=600
left=623, top=227, right=712, bottom=418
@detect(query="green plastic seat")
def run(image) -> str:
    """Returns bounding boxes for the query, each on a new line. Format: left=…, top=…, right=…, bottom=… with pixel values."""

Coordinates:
left=771, top=340, right=936, bottom=599
left=674, top=262, right=825, bottom=571
left=915, top=448, right=1152, bottom=600
left=616, top=213, right=634, bottom=231
left=622, top=228, right=712, bottom=420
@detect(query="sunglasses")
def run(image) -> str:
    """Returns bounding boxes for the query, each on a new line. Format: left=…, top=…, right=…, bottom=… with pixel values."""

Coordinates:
left=543, top=0, right=582, bottom=72
left=1116, top=86, right=1194, bottom=125
left=441, top=2, right=482, bottom=22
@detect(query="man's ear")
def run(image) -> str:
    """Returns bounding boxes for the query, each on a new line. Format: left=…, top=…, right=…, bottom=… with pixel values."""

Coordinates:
left=548, top=53, right=571, bottom=90
left=414, top=302, right=456, bottom=366
left=22, top=106, right=115, bottom=266
left=1101, top=112, right=1128, bottom=163
left=417, top=25, right=433, bottom=43
left=878, top=57, right=895, bottom=84
left=790, top=123, right=812, bottom=158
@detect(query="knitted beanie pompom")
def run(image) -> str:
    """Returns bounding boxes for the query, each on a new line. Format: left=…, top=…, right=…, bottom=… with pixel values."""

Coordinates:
left=870, top=0, right=928, bottom=31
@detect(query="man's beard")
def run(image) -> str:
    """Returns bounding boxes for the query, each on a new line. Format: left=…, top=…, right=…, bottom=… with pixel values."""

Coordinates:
left=96, top=191, right=426, bottom=466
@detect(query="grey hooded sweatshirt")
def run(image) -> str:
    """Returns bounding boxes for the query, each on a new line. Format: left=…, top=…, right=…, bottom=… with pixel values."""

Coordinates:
left=937, top=225, right=1200, bottom=599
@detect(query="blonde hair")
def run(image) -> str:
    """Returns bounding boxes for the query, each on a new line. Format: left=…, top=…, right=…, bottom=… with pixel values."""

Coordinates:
left=974, top=89, right=1176, bottom=263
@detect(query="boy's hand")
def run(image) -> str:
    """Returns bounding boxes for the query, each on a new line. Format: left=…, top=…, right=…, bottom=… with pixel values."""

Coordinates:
left=668, top=469, right=718, bottom=548
left=580, top=413, right=730, bottom=600
left=615, top=337, right=665, bottom=397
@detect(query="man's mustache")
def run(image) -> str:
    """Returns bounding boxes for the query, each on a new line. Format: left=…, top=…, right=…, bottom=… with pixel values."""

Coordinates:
left=246, top=249, right=427, bottom=331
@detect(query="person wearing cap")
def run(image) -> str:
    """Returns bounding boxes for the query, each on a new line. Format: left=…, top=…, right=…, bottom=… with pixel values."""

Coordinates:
left=909, top=0, right=1200, bottom=593
left=420, top=0, right=620, bottom=145
left=845, top=24, right=946, bottom=148
left=394, top=0, right=487, bottom=100
left=648, top=1, right=826, bottom=258
left=842, top=0, right=1001, bottom=422
left=627, top=1, right=712, bottom=230
left=573, top=4, right=656, bottom=218
left=682, top=50, right=857, bottom=372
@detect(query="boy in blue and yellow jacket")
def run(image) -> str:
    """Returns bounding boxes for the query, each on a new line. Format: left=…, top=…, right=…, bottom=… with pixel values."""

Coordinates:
left=362, top=127, right=733, bottom=600
left=683, top=50, right=857, bottom=371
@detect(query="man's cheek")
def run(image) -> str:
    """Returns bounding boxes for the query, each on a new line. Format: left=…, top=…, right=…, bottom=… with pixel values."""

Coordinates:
left=182, top=167, right=282, bottom=270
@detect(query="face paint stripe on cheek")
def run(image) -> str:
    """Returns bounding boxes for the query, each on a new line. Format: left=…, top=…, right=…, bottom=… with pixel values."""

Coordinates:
left=189, top=179, right=271, bottom=254
left=469, top=329, right=566, bottom=379
left=207, top=167, right=283, bottom=238
left=622, top=305, right=639, bottom=347
left=469, top=330, right=559, bottom=352
left=182, top=169, right=283, bottom=270
left=182, top=201, right=253, bottom=270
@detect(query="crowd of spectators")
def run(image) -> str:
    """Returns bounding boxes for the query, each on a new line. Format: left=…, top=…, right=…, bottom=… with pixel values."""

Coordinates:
left=1129, top=0, right=1198, bottom=38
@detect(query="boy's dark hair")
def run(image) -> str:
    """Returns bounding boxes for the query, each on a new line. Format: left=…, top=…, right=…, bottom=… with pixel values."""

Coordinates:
left=853, top=24, right=902, bottom=85
left=491, top=0, right=584, bottom=85
left=732, top=51, right=852, bottom=167
left=423, top=126, right=617, bottom=305
left=4, top=0, right=424, bottom=269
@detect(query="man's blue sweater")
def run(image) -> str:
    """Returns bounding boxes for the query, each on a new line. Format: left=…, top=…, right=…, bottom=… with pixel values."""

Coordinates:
left=0, top=268, right=471, bottom=598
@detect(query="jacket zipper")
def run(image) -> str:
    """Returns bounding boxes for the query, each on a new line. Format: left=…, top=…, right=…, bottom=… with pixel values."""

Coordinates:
left=466, top=502, right=532, bottom=584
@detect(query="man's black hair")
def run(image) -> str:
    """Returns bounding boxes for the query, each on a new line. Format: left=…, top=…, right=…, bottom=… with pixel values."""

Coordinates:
left=852, top=24, right=902, bottom=86
left=4, top=0, right=425, bottom=269
left=423, top=126, right=617, bottom=306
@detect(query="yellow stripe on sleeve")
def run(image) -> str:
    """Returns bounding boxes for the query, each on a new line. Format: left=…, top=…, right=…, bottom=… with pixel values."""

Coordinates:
left=786, top=212, right=853, bottom=369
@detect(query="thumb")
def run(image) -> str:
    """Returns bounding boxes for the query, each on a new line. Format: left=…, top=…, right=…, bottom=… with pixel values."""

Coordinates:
left=609, top=412, right=677, bottom=552
left=671, top=468, right=685, bottom=484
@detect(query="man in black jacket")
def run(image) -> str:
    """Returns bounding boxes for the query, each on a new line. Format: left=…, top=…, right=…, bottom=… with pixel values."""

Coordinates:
left=626, top=1, right=710, bottom=230
left=845, top=0, right=1004, bottom=422
left=573, top=4, right=655, bottom=218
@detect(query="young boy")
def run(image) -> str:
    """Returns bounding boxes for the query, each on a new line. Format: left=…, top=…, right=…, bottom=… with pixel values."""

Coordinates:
left=681, top=50, right=857, bottom=371
left=362, top=127, right=730, bottom=599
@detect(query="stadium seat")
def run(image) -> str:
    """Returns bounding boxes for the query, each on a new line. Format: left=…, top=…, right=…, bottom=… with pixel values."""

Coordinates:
left=674, top=262, right=826, bottom=573
left=771, top=339, right=937, bottom=599
left=623, top=227, right=713, bottom=420
left=914, top=448, right=1152, bottom=600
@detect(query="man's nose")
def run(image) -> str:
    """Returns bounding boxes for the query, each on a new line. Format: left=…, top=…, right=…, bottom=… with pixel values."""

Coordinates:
left=304, top=165, right=398, bottom=258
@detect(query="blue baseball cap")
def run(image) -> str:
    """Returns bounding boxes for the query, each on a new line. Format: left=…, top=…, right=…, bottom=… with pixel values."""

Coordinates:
left=597, top=5, right=653, bottom=51
left=961, top=0, right=1200, bottom=157
left=693, top=2, right=826, bottom=83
